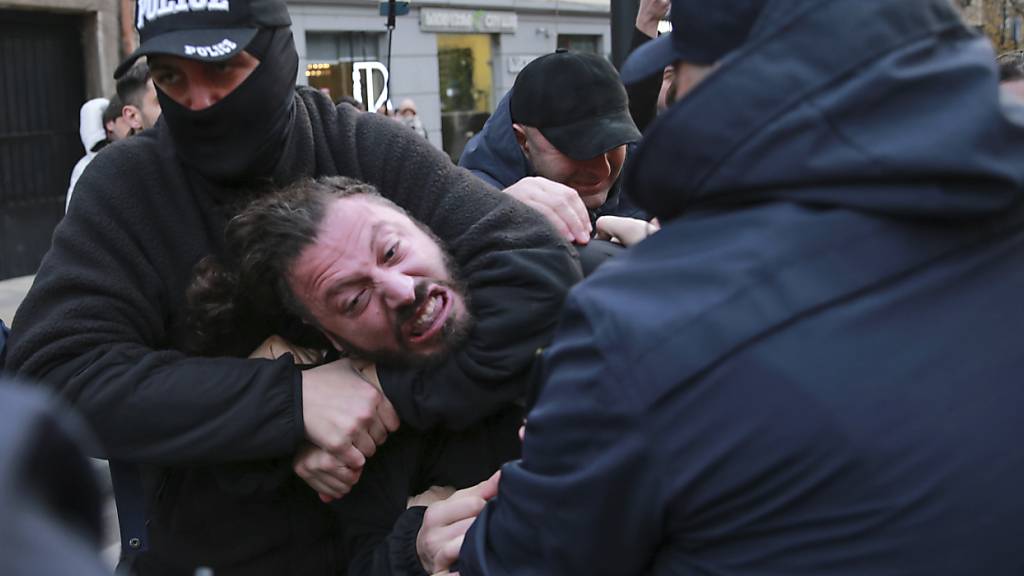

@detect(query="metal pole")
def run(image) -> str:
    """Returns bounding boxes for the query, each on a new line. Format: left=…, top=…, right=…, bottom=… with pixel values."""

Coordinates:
left=611, top=0, right=640, bottom=70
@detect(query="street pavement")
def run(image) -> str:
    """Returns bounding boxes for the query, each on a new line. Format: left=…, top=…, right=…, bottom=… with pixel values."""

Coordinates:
left=0, top=274, right=33, bottom=325
left=1, top=274, right=121, bottom=568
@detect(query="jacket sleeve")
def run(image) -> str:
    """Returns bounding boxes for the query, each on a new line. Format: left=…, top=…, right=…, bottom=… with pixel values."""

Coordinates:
left=627, top=26, right=665, bottom=134
left=351, top=112, right=583, bottom=431
left=329, top=428, right=430, bottom=576
left=344, top=506, right=430, bottom=576
left=457, top=294, right=665, bottom=575
left=5, top=153, right=305, bottom=465
left=338, top=414, right=518, bottom=576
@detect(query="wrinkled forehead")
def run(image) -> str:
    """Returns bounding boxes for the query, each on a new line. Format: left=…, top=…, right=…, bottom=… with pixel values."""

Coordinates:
left=304, top=195, right=430, bottom=268
left=288, top=196, right=381, bottom=293
left=328, top=194, right=418, bottom=234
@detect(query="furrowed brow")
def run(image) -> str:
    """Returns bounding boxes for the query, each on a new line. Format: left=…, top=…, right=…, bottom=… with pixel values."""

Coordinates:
left=325, top=276, right=364, bottom=301
left=370, top=221, right=402, bottom=259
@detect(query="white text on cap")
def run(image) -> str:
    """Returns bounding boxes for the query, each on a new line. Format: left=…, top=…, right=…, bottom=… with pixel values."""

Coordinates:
left=137, top=0, right=231, bottom=30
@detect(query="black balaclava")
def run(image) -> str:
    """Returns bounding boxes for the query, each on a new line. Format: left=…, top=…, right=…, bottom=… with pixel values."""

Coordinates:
left=157, top=27, right=298, bottom=184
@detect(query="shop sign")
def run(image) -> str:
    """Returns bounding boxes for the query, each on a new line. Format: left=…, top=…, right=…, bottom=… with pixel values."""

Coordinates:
left=353, top=61, right=390, bottom=113
left=507, top=55, right=535, bottom=75
left=420, top=8, right=517, bottom=33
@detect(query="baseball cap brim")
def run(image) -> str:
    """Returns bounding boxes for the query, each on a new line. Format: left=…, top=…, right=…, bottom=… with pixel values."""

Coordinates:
left=620, top=33, right=679, bottom=85
left=540, top=108, right=641, bottom=161
left=114, top=28, right=257, bottom=78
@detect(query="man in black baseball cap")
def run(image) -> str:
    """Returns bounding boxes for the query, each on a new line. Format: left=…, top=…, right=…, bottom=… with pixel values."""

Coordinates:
left=510, top=50, right=640, bottom=169
left=6, top=0, right=580, bottom=574
left=460, top=49, right=649, bottom=259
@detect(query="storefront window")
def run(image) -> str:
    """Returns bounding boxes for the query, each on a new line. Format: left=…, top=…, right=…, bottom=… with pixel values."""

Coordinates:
left=305, top=32, right=386, bottom=107
left=437, top=34, right=493, bottom=162
left=557, top=34, right=602, bottom=54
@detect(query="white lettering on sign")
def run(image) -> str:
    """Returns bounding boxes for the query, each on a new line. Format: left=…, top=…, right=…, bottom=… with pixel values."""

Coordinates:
left=137, top=0, right=229, bottom=30
left=420, top=8, right=517, bottom=33
left=352, top=61, right=390, bottom=113
left=507, top=55, right=536, bottom=75
left=183, top=38, right=237, bottom=58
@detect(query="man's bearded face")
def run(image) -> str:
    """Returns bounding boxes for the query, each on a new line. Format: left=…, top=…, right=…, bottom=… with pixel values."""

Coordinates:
left=288, top=195, right=472, bottom=367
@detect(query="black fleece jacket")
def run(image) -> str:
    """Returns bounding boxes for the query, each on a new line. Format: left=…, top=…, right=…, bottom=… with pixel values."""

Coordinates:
left=334, top=408, right=523, bottom=576
left=7, top=87, right=578, bottom=573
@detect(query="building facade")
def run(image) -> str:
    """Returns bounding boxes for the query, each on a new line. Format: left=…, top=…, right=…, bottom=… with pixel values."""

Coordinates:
left=291, top=0, right=612, bottom=160
left=0, top=0, right=122, bottom=280
left=953, top=0, right=1024, bottom=56
left=0, top=0, right=610, bottom=280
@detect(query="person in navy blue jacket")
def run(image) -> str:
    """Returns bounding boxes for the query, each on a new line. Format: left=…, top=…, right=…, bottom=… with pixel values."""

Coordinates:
left=426, top=0, right=1024, bottom=574
left=459, top=50, right=655, bottom=275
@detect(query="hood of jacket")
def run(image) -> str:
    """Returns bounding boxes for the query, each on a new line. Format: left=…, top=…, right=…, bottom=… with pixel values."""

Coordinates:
left=625, top=0, right=1024, bottom=222
left=78, top=98, right=109, bottom=154
left=459, top=92, right=531, bottom=189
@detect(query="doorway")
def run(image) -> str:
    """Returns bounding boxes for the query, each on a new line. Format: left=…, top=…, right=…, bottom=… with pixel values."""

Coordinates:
left=437, top=34, right=493, bottom=162
left=0, top=10, right=86, bottom=279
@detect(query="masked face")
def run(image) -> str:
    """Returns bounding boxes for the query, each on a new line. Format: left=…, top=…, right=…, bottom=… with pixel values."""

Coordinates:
left=288, top=195, right=472, bottom=367
left=149, top=54, right=260, bottom=111
left=150, top=27, right=298, bottom=183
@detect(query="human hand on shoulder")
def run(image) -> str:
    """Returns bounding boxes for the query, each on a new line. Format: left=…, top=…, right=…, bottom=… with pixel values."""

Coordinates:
left=637, top=0, right=670, bottom=38
left=503, top=177, right=592, bottom=245
left=301, top=358, right=400, bottom=470
left=595, top=215, right=660, bottom=247
left=416, top=470, right=500, bottom=574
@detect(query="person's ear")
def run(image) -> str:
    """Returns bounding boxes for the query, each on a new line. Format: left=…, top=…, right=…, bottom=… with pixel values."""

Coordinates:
left=122, top=105, right=143, bottom=130
left=512, top=123, right=529, bottom=156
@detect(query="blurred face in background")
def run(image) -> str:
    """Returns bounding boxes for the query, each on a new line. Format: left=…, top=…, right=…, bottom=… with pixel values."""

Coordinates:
left=105, top=116, right=132, bottom=142
left=123, top=79, right=163, bottom=131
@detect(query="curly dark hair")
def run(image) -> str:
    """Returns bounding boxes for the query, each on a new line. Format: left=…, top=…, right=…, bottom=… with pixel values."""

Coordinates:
left=181, top=176, right=387, bottom=356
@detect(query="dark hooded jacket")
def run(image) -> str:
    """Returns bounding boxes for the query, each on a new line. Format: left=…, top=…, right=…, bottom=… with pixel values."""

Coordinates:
left=6, top=83, right=578, bottom=574
left=460, top=1, right=1024, bottom=574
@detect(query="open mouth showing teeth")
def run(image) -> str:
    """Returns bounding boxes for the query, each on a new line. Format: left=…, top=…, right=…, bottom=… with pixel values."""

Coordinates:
left=408, top=291, right=448, bottom=341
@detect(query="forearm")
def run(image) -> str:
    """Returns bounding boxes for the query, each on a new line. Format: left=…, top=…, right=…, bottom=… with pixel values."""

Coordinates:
left=380, top=241, right=578, bottom=431
left=10, top=161, right=309, bottom=465
left=28, top=346, right=304, bottom=465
